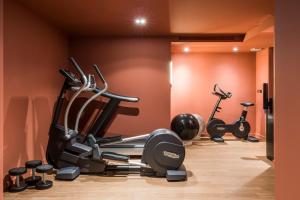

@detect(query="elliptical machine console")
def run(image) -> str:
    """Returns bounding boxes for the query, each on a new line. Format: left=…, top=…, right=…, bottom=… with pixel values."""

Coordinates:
left=206, top=84, right=259, bottom=143
left=46, top=57, right=187, bottom=181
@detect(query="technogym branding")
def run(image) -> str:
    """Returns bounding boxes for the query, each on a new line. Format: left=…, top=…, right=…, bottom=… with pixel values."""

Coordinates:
left=163, top=151, right=180, bottom=159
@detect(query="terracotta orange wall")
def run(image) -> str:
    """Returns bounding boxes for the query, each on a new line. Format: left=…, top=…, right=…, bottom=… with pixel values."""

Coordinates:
left=255, top=48, right=269, bottom=137
left=3, top=0, right=68, bottom=177
left=275, top=0, right=300, bottom=199
left=69, top=38, right=171, bottom=137
left=171, top=53, right=256, bottom=134
left=0, top=0, right=3, bottom=197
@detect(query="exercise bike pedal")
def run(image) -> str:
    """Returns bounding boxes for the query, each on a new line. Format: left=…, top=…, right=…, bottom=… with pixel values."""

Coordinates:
left=211, top=137, right=224, bottom=143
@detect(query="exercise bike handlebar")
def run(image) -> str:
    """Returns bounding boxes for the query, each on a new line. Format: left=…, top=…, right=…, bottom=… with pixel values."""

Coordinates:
left=213, top=84, right=232, bottom=99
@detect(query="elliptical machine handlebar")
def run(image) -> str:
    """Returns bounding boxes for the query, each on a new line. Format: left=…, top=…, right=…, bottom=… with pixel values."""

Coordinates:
left=59, top=69, right=81, bottom=85
left=70, top=57, right=87, bottom=81
left=64, top=57, right=97, bottom=139
left=74, top=64, right=108, bottom=134
left=213, top=84, right=232, bottom=99
left=63, top=66, right=90, bottom=139
left=92, top=64, right=106, bottom=85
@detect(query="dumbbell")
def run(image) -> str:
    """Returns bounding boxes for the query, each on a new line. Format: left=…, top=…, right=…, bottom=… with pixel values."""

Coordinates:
left=25, top=160, right=42, bottom=186
left=36, top=164, right=53, bottom=190
left=8, top=167, right=27, bottom=192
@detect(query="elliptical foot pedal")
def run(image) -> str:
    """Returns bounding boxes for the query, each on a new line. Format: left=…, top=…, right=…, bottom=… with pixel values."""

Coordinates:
left=166, top=169, right=187, bottom=182
left=96, top=135, right=122, bottom=144
left=247, top=136, right=259, bottom=143
left=55, top=167, right=80, bottom=181
left=211, top=137, right=224, bottom=143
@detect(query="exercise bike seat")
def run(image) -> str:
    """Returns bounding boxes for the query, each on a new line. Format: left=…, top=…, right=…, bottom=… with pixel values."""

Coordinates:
left=241, top=102, right=254, bottom=107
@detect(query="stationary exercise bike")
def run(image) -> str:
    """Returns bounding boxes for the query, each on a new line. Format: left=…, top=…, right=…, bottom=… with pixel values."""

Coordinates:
left=206, top=84, right=259, bottom=143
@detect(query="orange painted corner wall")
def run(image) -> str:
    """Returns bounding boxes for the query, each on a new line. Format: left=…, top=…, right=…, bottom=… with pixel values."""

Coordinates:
left=3, top=0, right=68, bottom=182
left=171, top=52, right=257, bottom=134
left=69, top=38, right=171, bottom=137
left=255, top=48, right=270, bottom=138
left=275, top=0, right=300, bottom=199
left=0, top=0, right=3, bottom=198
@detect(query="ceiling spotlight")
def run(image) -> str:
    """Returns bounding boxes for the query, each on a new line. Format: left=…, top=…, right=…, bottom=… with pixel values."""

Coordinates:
left=140, top=18, right=146, bottom=25
left=250, top=48, right=262, bottom=52
left=135, top=18, right=141, bottom=24
left=232, top=47, right=239, bottom=52
left=183, top=47, right=190, bottom=53
left=134, top=17, right=147, bottom=26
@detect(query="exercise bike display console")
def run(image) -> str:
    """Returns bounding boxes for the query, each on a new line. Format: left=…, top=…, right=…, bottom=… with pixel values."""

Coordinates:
left=206, top=84, right=259, bottom=143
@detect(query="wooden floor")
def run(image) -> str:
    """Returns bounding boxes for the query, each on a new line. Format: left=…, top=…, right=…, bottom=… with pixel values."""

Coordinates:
left=4, top=138, right=274, bottom=200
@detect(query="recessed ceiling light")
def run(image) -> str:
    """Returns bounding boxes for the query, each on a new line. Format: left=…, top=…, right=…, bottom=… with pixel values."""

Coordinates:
left=250, top=48, right=262, bottom=52
left=140, top=18, right=146, bottom=25
left=232, top=47, right=239, bottom=52
left=134, top=17, right=147, bottom=26
left=135, top=19, right=141, bottom=24
left=183, top=47, right=190, bottom=53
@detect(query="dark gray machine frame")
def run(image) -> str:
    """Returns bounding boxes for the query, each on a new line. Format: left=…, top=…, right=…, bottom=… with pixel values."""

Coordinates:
left=46, top=57, right=187, bottom=181
left=263, top=83, right=274, bottom=161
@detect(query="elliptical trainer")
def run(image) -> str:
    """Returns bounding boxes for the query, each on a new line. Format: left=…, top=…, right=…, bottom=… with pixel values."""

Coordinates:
left=46, top=57, right=187, bottom=181
left=206, top=84, right=259, bottom=143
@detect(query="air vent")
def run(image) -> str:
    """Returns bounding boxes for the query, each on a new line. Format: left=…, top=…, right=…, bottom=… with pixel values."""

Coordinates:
left=173, top=34, right=245, bottom=42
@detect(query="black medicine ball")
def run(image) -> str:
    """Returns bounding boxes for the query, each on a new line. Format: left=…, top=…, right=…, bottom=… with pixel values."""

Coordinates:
left=171, top=113, right=199, bottom=140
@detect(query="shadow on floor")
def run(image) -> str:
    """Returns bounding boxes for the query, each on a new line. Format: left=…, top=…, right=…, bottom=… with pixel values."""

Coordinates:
left=241, top=156, right=274, bottom=167
left=237, top=167, right=275, bottom=199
